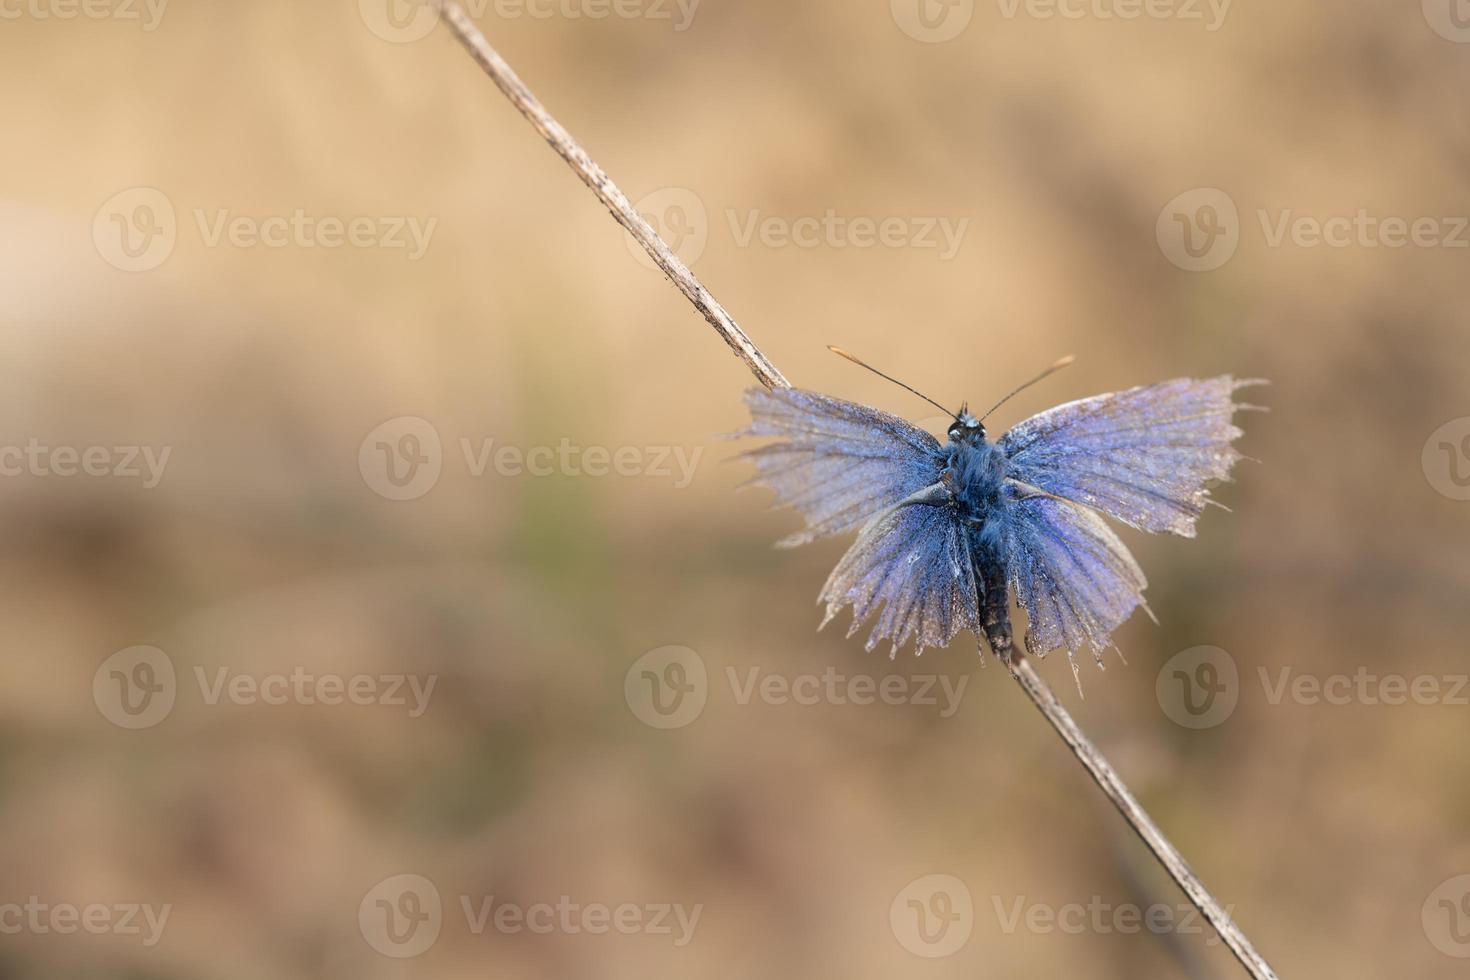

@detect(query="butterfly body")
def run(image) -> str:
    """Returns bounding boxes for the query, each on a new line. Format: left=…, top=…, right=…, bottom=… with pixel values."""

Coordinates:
left=739, top=375, right=1257, bottom=678
left=938, top=420, right=1017, bottom=662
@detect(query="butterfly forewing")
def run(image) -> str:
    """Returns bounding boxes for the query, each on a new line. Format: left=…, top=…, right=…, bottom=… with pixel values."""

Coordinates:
left=998, top=376, right=1256, bottom=537
left=738, top=388, right=945, bottom=547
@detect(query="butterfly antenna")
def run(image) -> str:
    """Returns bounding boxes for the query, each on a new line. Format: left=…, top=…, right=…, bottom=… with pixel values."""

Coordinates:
left=979, top=355, right=1076, bottom=422
left=827, top=346, right=956, bottom=417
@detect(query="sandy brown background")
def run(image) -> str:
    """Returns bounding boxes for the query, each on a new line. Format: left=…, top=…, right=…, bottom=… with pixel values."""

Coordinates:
left=2, top=0, right=1469, bottom=977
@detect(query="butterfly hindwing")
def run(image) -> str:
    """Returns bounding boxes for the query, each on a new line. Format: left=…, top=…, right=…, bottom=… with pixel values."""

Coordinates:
left=998, top=376, right=1256, bottom=537
left=818, top=491, right=979, bottom=655
left=1002, top=491, right=1148, bottom=663
left=738, top=388, right=945, bottom=547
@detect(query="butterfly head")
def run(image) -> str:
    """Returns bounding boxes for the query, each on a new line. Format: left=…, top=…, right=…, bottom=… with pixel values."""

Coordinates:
left=947, top=404, right=987, bottom=445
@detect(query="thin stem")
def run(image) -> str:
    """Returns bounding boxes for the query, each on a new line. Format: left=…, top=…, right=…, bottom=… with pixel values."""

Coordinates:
left=438, top=0, right=787, bottom=392
left=1010, top=657, right=1278, bottom=979
left=434, top=6, right=1279, bottom=978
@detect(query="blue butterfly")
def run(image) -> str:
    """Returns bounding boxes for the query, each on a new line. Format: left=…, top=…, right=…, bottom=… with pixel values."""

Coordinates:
left=738, top=350, right=1260, bottom=681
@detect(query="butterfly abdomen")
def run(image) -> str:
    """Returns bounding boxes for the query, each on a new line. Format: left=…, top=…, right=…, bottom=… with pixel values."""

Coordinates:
left=947, top=441, right=1016, bottom=664
left=974, top=536, right=1014, bottom=665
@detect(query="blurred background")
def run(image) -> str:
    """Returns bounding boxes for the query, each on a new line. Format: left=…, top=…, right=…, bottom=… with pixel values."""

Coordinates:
left=2, top=1, right=1469, bottom=977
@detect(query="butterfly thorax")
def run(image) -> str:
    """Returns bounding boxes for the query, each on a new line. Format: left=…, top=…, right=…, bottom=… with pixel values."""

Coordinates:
left=943, top=438, right=1008, bottom=528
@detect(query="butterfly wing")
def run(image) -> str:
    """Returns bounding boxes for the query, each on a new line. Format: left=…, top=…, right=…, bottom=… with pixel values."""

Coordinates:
left=818, top=488, right=979, bottom=656
left=1002, top=492, right=1148, bottom=664
left=739, top=387, right=945, bottom=547
left=998, top=377, right=1257, bottom=537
